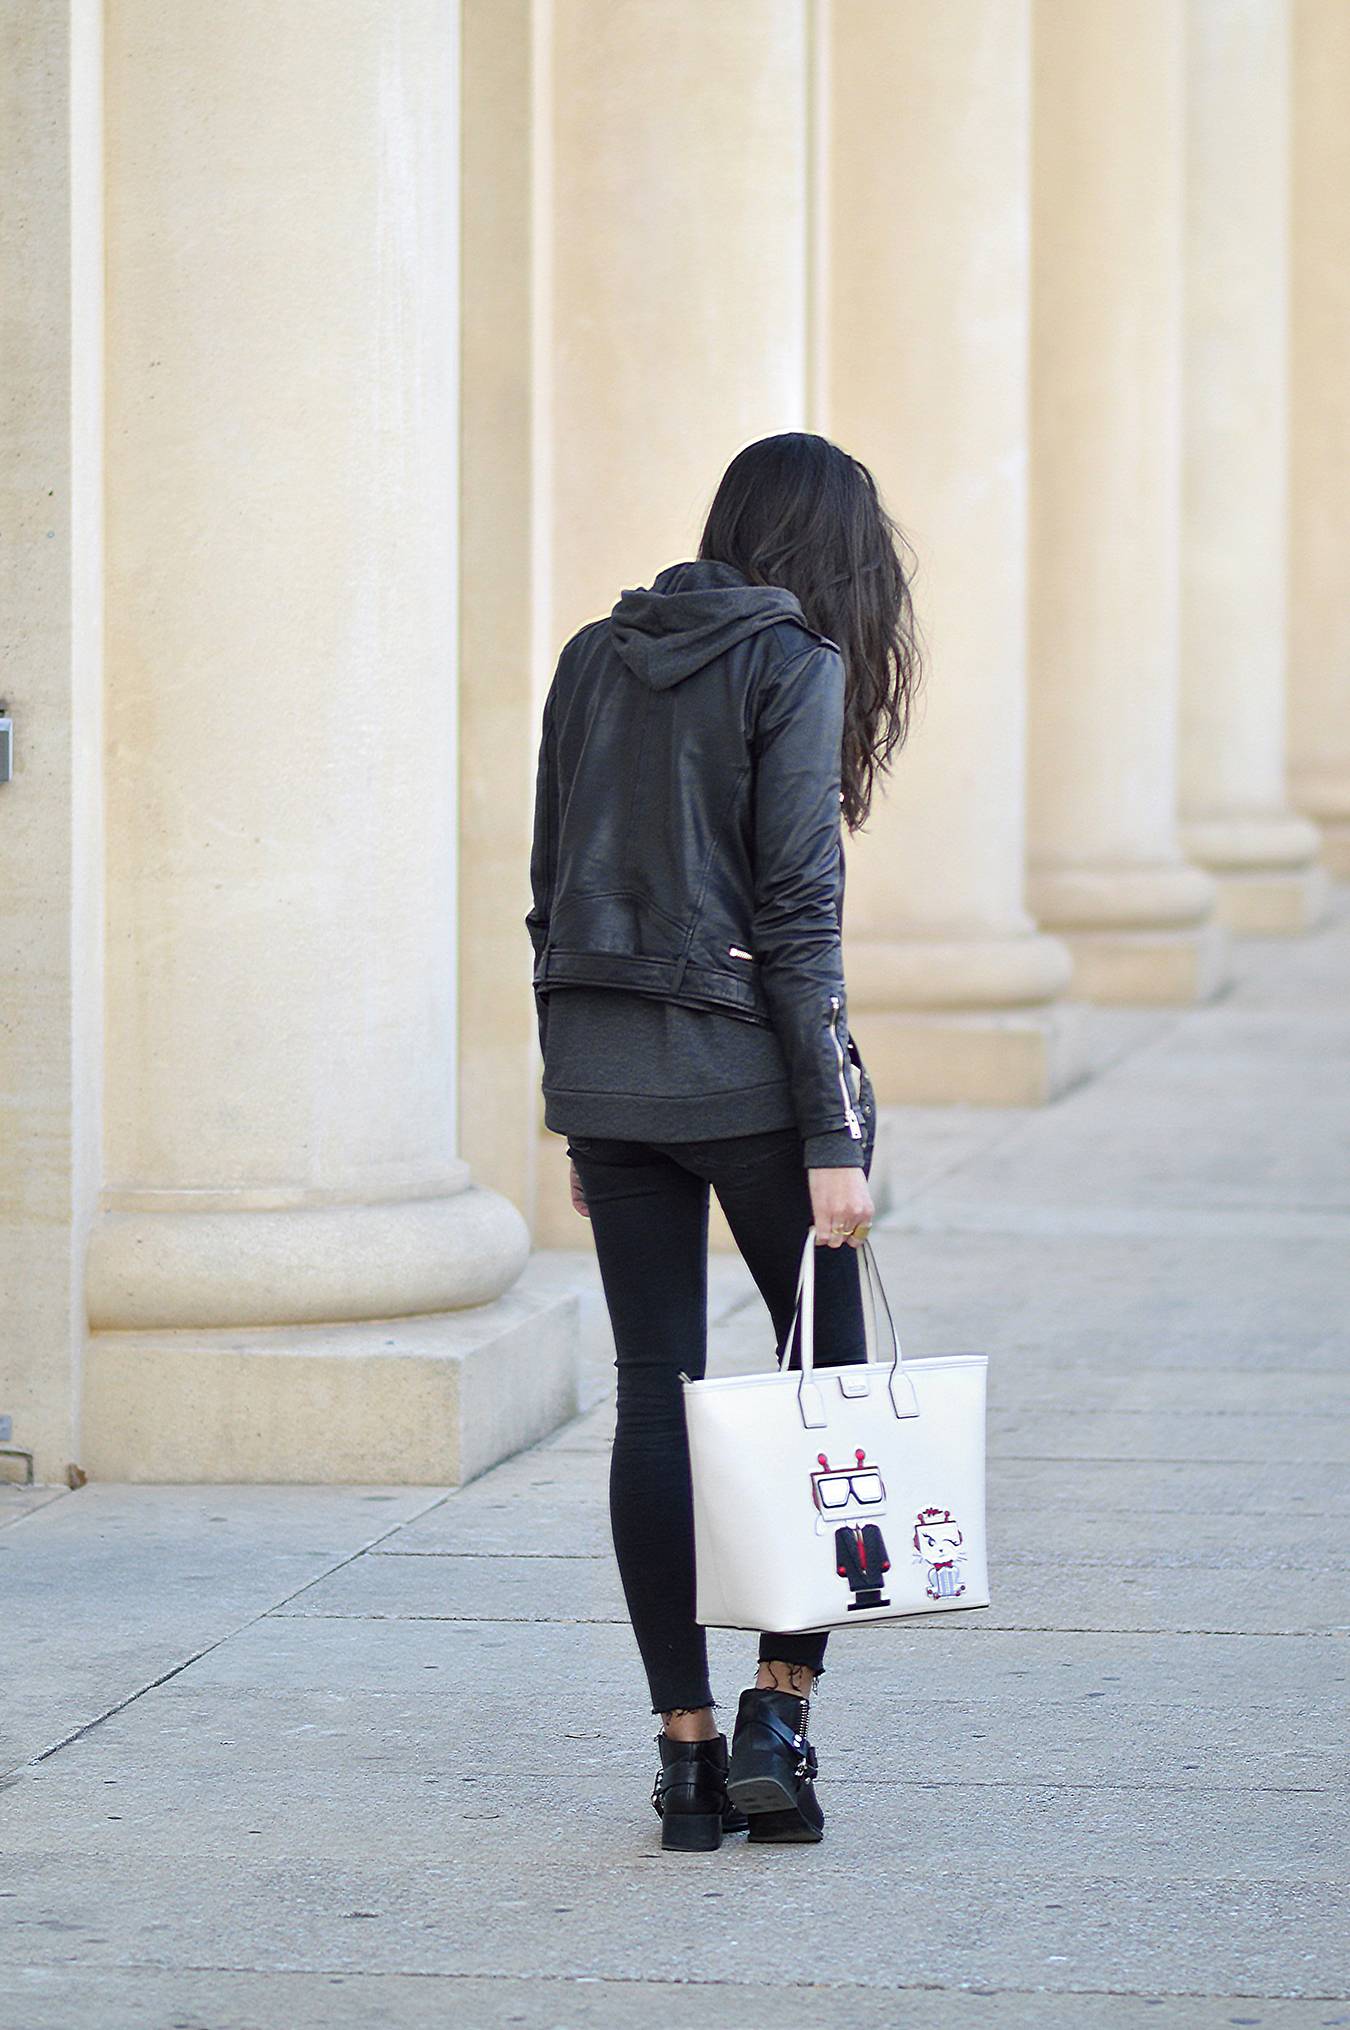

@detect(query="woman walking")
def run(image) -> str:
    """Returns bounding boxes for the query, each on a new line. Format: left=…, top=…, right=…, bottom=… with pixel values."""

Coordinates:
left=526, top=432, right=921, bottom=1850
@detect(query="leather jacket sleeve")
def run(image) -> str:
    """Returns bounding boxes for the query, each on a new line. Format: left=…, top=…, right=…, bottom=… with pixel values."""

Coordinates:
left=750, top=644, right=865, bottom=1166
left=525, top=683, right=557, bottom=1057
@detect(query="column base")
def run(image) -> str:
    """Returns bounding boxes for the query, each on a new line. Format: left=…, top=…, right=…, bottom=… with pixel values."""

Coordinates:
left=86, top=1179, right=530, bottom=1331
left=1180, top=813, right=1327, bottom=932
left=856, top=1002, right=1086, bottom=1106
left=1028, top=860, right=1229, bottom=1004
left=1316, top=823, right=1350, bottom=881
left=839, top=928, right=1081, bottom=1105
left=1210, top=861, right=1329, bottom=935
left=1290, top=770, right=1350, bottom=878
left=81, top=1280, right=580, bottom=1485
left=844, top=930, right=1073, bottom=1010
left=1060, top=920, right=1229, bottom=1005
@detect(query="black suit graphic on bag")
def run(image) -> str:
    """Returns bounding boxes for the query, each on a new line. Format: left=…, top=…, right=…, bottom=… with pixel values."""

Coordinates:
left=835, top=1523, right=891, bottom=1609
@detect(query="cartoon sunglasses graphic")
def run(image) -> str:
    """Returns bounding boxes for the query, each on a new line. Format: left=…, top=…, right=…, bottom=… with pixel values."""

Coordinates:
left=810, top=1449, right=886, bottom=1513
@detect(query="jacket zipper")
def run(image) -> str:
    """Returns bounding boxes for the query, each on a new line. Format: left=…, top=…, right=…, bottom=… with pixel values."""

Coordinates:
left=828, top=996, right=863, bottom=1141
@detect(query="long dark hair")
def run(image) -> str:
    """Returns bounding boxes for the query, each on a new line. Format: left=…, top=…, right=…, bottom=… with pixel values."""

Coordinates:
left=698, top=432, right=923, bottom=831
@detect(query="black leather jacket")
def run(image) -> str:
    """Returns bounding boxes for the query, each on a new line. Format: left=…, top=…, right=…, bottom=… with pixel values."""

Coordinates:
left=526, top=557, right=865, bottom=1150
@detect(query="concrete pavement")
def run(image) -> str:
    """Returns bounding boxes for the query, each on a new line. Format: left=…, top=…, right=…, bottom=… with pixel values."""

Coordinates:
left=2, top=895, right=1348, bottom=2027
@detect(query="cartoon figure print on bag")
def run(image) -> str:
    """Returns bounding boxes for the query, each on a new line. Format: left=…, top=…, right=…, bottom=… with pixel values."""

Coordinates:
left=913, top=1506, right=967, bottom=1600
left=809, top=1449, right=891, bottom=1611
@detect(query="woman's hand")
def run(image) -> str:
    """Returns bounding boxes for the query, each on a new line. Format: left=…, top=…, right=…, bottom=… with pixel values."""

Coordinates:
left=808, top=1166, right=874, bottom=1248
left=569, top=1160, right=590, bottom=1219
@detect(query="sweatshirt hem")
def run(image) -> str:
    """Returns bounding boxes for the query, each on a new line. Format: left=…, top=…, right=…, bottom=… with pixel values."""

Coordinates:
left=544, top=1080, right=798, bottom=1142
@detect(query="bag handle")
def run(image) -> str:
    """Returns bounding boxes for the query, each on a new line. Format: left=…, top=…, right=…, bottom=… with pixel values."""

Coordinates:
left=775, top=1230, right=918, bottom=1425
left=774, top=1231, right=899, bottom=1371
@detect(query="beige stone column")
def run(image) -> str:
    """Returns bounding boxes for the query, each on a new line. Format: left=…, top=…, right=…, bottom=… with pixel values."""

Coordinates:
left=1179, top=0, right=1324, bottom=933
left=458, top=0, right=545, bottom=1224
left=1028, top=0, right=1226, bottom=1003
left=532, top=0, right=813, bottom=1244
left=548, top=0, right=810, bottom=639
left=1288, top=0, right=1350, bottom=876
left=0, top=0, right=103, bottom=1486
left=824, top=0, right=1081, bottom=1104
left=84, top=0, right=577, bottom=1481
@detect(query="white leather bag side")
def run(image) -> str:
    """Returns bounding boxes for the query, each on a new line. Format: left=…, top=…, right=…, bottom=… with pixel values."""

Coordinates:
left=683, top=1235, right=989, bottom=1634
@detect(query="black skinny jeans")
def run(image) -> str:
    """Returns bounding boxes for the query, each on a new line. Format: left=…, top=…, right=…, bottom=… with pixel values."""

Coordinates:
left=565, top=1123, right=872, bottom=1716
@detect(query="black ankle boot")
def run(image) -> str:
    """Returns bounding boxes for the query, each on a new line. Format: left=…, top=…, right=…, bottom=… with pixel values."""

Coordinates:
left=650, top=1732, right=747, bottom=1850
left=725, top=1688, right=825, bottom=1843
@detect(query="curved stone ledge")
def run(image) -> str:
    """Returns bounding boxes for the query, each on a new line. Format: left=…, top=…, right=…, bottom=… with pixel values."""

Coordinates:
left=1027, top=860, right=1217, bottom=933
left=1181, top=812, right=1321, bottom=872
left=1290, top=768, right=1350, bottom=828
left=86, top=1183, right=531, bottom=1332
left=845, top=932, right=1074, bottom=1012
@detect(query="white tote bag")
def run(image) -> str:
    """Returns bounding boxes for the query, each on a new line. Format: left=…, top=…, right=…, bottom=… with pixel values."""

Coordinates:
left=683, top=1232, right=989, bottom=1634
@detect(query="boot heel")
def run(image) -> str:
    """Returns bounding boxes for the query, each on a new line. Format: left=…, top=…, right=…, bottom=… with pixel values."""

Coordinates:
left=650, top=1730, right=742, bottom=1851
left=726, top=1760, right=798, bottom=1815
left=660, top=1809, right=722, bottom=1852
left=726, top=1688, right=826, bottom=1844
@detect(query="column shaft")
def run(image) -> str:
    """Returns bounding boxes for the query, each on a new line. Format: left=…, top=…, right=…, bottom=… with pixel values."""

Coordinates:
left=825, top=0, right=1080, bottom=1103
left=0, top=0, right=103, bottom=1484
left=549, top=0, right=809, bottom=630
left=458, top=0, right=544, bottom=1222
left=1288, top=0, right=1350, bottom=874
left=102, top=0, right=462, bottom=1220
left=1179, top=0, right=1324, bottom=932
left=1028, top=0, right=1226, bottom=1003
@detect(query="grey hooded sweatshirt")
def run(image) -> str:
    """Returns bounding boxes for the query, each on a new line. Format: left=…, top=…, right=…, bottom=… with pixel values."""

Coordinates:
left=539, top=558, right=867, bottom=1167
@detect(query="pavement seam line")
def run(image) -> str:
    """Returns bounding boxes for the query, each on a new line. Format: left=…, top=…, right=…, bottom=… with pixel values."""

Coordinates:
left=14, top=1961, right=1347, bottom=2002
left=262, top=1608, right=1350, bottom=1635
left=5, top=1486, right=460, bottom=1783
left=0, top=1489, right=69, bottom=1532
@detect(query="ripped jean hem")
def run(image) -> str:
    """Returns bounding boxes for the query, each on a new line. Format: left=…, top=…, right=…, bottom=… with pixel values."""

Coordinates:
left=646, top=1657, right=827, bottom=1718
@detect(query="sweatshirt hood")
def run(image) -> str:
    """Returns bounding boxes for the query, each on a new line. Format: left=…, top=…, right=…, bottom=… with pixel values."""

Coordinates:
left=609, top=558, right=807, bottom=689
